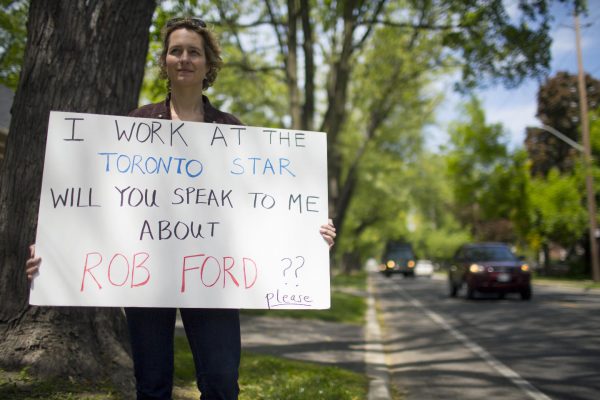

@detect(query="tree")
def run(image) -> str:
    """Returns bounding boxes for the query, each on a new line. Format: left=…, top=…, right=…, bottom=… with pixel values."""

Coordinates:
left=525, top=71, right=600, bottom=176
left=0, top=0, right=28, bottom=90
left=141, top=0, right=573, bottom=259
left=407, top=152, right=473, bottom=263
left=446, top=97, right=529, bottom=242
left=527, top=167, right=588, bottom=271
left=0, top=0, right=155, bottom=389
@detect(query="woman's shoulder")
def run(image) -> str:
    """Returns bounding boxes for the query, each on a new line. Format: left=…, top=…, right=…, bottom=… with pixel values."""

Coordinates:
left=204, top=96, right=243, bottom=126
left=128, top=100, right=169, bottom=119
left=213, top=110, right=244, bottom=126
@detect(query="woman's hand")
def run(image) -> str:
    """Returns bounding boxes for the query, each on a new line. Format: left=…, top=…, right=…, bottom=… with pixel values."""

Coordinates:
left=320, top=219, right=336, bottom=249
left=25, top=244, right=41, bottom=282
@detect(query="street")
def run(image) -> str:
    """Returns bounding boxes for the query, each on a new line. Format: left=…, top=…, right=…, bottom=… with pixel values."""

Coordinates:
left=372, top=272, right=600, bottom=400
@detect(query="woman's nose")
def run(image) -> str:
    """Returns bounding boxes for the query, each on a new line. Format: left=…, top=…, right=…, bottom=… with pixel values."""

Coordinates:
left=179, top=51, right=190, bottom=62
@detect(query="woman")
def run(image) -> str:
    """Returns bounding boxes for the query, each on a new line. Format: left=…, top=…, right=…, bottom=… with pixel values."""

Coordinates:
left=27, top=17, right=336, bottom=400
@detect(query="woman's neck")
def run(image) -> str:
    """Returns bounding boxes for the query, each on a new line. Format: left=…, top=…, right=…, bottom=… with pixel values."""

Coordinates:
left=170, top=85, right=205, bottom=122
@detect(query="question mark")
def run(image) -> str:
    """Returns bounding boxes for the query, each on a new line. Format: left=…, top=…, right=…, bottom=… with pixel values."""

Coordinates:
left=281, top=258, right=293, bottom=285
left=293, top=256, right=305, bottom=286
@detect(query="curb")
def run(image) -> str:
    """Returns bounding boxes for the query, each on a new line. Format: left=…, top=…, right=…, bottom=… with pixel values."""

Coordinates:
left=366, top=273, right=392, bottom=400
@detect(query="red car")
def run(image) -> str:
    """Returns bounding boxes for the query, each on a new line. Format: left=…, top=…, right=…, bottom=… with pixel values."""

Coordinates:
left=448, top=243, right=532, bottom=300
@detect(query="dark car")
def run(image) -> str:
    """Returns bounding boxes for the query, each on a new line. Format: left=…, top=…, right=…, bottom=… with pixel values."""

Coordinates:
left=380, top=242, right=416, bottom=277
left=448, top=243, right=532, bottom=300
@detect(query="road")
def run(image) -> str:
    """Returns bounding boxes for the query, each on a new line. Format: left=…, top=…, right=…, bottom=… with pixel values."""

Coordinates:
left=371, top=272, right=600, bottom=400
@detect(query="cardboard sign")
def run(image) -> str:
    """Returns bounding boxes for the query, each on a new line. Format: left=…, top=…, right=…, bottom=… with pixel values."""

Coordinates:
left=29, top=111, right=330, bottom=309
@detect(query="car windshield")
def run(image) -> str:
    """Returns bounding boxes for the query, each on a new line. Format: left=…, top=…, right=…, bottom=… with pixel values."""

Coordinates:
left=467, top=246, right=517, bottom=262
left=386, top=249, right=414, bottom=259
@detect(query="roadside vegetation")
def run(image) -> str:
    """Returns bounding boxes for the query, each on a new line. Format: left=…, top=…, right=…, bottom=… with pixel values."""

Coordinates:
left=533, top=275, right=600, bottom=290
left=241, top=270, right=367, bottom=324
left=0, top=270, right=369, bottom=399
left=1, top=336, right=368, bottom=400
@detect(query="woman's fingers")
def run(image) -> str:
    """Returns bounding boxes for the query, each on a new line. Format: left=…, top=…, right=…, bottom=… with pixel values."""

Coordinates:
left=320, top=219, right=337, bottom=248
left=26, top=244, right=41, bottom=281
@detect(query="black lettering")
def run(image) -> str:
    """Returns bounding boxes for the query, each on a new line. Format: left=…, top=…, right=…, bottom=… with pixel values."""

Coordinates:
left=170, top=122, right=187, bottom=146
left=139, top=220, right=154, bottom=240
left=211, top=126, right=227, bottom=146
left=230, top=127, right=245, bottom=145
left=64, top=117, right=84, bottom=141
left=115, top=120, right=135, bottom=142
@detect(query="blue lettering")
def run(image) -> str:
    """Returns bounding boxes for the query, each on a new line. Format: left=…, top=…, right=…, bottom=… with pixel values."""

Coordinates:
left=230, top=158, right=244, bottom=175
left=98, top=153, right=203, bottom=178
left=229, top=157, right=295, bottom=177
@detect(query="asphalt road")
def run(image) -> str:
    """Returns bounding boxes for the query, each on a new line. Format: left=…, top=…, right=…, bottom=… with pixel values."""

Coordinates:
left=372, top=272, right=600, bottom=400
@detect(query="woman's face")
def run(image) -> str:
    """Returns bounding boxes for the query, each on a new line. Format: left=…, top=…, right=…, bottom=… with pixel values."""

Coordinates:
left=165, top=28, right=208, bottom=89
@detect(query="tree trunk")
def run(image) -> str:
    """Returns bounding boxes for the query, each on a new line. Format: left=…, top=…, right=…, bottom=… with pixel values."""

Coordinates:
left=0, top=0, right=155, bottom=392
left=300, top=0, right=314, bottom=131
left=286, top=0, right=301, bottom=129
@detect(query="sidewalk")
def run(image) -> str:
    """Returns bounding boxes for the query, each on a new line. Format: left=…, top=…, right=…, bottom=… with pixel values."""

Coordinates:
left=240, top=273, right=392, bottom=399
left=175, top=275, right=393, bottom=399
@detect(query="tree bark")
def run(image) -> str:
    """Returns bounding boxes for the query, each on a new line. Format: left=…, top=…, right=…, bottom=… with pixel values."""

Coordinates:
left=300, top=0, right=314, bottom=131
left=0, top=0, right=155, bottom=392
left=286, top=0, right=301, bottom=129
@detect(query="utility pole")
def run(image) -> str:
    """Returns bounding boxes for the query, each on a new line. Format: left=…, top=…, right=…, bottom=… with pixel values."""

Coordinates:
left=575, top=10, right=600, bottom=282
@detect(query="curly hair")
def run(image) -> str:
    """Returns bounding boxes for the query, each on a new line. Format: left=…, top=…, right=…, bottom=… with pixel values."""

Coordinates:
left=158, top=18, right=223, bottom=90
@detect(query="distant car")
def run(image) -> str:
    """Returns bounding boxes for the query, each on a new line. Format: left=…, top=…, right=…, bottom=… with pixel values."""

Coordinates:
left=415, top=260, right=434, bottom=277
left=380, top=242, right=416, bottom=277
left=448, top=243, right=532, bottom=300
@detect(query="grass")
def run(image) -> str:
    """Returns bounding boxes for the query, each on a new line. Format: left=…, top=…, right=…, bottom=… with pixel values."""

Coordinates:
left=242, top=270, right=367, bottom=324
left=173, top=337, right=368, bottom=400
left=1, top=270, right=370, bottom=399
left=241, top=289, right=366, bottom=324
left=331, top=270, right=367, bottom=291
left=0, top=368, right=119, bottom=399
left=532, top=274, right=600, bottom=290
left=1, top=336, right=368, bottom=400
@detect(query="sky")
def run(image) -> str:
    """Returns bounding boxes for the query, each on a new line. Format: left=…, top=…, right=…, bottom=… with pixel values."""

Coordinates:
left=426, top=0, right=600, bottom=151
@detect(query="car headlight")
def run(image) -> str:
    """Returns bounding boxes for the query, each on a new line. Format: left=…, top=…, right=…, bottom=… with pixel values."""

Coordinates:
left=520, top=264, right=530, bottom=272
left=469, top=263, right=485, bottom=273
left=386, top=260, right=396, bottom=269
left=408, top=260, right=415, bottom=268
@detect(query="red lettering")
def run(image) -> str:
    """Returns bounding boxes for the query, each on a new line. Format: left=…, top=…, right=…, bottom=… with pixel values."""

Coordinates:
left=132, top=252, right=151, bottom=287
left=181, top=253, right=204, bottom=292
left=81, top=251, right=151, bottom=291
left=201, top=256, right=221, bottom=287
left=81, top=252, right=103, bottom=291
left=243, top=257, right=258, bottom=288
left=107, top=253, right=129, bottom=287
left=223, top=256, right=240, bottom=288
left=181, top=253, right=258, bottom=291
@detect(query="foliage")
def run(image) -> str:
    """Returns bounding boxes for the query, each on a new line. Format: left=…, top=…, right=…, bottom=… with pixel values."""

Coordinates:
left=525, top=71, right=600, bottom=176
left=138, top=0, right=574, bottom=268
left=334, top=11, right=447, bottom=263
left=0, top=0, right=28, bottom=90
left=435, top=0, right=556, bottom=90
left=445, top=97, right=528, bottom=242
left=527, top=166, right=588, bottom=250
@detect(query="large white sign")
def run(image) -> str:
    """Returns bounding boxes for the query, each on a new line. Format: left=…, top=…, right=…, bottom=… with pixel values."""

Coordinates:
left=29, top=111, right=330, bottom=309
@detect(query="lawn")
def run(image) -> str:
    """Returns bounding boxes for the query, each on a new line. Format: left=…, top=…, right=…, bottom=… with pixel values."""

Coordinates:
left=1, top=337, right=368, bottom=400
left=241, top=270, right=368, bottom=324
left=0, top=270, right=370, bottom=399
